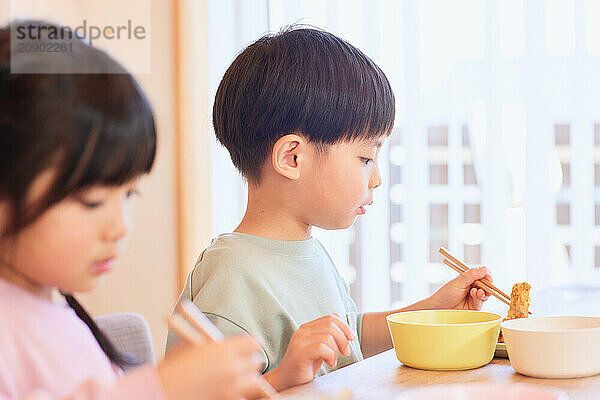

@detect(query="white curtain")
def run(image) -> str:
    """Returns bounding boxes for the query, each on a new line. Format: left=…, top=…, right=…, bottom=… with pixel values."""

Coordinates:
left=207, top=0, right=600, bottom=313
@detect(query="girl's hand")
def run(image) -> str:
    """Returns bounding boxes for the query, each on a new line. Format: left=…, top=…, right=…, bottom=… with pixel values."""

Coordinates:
left=264, top=314, right=355, bottom=391
left=428, top=266, right=492, bottom=311
left=157, top=335, right=266, bottom=400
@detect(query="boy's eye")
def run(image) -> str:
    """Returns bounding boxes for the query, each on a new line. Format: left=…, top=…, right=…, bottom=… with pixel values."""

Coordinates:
left=360, top=157, right=373, bottom=165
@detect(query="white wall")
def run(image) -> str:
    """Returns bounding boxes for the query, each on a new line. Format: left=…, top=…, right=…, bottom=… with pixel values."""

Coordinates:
left=0, top=0, right=207, bottom=358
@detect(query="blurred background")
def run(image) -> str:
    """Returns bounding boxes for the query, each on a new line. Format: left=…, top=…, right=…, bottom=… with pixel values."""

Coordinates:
left=2, top=0, right=600, bottom=358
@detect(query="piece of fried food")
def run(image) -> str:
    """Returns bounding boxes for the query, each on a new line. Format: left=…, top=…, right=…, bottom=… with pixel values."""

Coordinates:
left=498, top=282, right=531, bottom=343
left=506, top=282, right=531, bottom=319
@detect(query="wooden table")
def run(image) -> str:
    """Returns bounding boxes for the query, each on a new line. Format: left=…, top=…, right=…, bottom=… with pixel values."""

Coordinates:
left=280, top=349, right=600, bottom=399
left=280, top=285, right=600, bottom=399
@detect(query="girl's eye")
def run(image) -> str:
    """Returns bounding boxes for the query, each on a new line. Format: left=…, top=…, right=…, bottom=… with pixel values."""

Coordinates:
left=360, top=157, right=373, bottom=165
left=79, top=199, right=103, bottom=209
left=126, top=189, right=140, bottom=199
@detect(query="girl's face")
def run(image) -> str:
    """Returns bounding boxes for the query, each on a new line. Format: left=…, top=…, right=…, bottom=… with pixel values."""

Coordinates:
left=0, top=169, right=140, bottom=299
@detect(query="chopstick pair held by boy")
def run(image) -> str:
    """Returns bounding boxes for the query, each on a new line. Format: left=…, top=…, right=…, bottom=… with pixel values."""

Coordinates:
left=440, top=247, right=531, bottom=317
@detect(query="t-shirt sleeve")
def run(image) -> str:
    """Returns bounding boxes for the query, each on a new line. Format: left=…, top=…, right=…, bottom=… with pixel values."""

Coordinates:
left=345, top=309, right=363, bottom=345
left=200, top=313, right=269, bottom=371
left=181, top=250, right=284, bottom=372
left=339, top=273, right=363, bottom=345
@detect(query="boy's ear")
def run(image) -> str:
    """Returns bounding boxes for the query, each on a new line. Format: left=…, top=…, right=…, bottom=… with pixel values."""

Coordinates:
left=271, top=134, right=306, bottom=180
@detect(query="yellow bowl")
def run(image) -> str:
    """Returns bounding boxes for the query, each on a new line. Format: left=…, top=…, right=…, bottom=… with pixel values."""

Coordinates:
left=387, top=310, right=501, bottom=370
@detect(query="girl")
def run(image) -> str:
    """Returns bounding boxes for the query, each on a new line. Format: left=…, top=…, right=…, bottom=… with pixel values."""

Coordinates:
left=0, top=21, right=265, bottom=400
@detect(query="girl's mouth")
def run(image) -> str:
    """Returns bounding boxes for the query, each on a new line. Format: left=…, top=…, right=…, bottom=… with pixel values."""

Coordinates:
left=92, top=258, right=115, bottom=275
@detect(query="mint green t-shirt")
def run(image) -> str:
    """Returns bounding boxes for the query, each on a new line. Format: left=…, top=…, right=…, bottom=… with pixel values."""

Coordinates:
left=166, top=233, right=363, bottom=374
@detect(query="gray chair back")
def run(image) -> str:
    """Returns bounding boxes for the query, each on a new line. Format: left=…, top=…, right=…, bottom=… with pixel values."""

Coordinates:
left=94, top=312, right=155, bottom=371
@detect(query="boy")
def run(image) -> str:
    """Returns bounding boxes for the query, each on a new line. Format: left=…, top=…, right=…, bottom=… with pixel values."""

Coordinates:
left=167, top=27, right=491, bottom=391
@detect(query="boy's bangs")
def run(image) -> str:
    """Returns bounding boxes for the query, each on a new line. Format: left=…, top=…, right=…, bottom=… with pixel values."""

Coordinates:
left=338, top=75, right=396, bottom=143
left=336, top=58, right=394, bottom=142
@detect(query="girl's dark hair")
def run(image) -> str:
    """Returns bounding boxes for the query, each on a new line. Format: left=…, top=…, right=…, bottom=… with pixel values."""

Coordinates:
left=213, top=26, right=395, bottom=181
left=62, top=293, right=136, bottom=367
left=0, top=21, right=157, bottom=369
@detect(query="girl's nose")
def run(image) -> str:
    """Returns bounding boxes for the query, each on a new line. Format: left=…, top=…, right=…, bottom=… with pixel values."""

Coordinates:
left=102, top=202, right=129, bottom=242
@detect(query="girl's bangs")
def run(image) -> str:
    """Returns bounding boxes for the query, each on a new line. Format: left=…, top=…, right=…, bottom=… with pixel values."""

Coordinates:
left=59, top=75, right=157, bottom=191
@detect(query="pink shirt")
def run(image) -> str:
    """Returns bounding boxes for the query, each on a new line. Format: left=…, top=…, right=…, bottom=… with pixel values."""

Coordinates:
left=0, top=279, right=167, bottom=400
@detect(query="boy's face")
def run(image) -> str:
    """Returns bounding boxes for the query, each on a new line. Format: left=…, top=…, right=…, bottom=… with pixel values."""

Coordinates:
left=300, top=138, right=384, bottom=230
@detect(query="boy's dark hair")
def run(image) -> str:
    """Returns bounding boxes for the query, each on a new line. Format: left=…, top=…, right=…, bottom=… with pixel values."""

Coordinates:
left=213, top=26, right=395, bottom=181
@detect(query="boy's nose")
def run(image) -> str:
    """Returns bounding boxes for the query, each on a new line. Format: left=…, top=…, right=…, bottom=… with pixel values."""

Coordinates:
left=369, top=164, right=382, bottom=189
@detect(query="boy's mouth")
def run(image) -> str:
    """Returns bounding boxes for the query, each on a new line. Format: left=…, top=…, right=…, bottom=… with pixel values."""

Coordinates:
left=357, top=201, right=373, bottom=215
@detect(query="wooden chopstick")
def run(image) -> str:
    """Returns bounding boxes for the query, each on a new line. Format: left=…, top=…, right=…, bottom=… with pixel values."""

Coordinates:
left=177, top=300, right=225, bottom=341
left=439, top=248, right=531, bottom=315
left=439, top=247, right=511, bottom=301
left=173, top=300, right=280, bottom=400
left=168, top=313, right=206, bottom=343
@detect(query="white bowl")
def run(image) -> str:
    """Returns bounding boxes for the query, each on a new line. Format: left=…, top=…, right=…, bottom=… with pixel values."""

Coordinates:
left=501, top=316, right=600, bottom=378
left=398, top=383, right=568, bottom=399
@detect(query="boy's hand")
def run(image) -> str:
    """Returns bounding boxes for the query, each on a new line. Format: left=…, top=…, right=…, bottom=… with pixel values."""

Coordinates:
left=428, top=266, right=492, bottom=311
left=264, top=314, right=355, bottom=391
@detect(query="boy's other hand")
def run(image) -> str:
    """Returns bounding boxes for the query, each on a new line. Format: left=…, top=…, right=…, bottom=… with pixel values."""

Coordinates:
left=264, top=314, right=355, bottom=391
left=428, top=266, right=492, bottom=311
